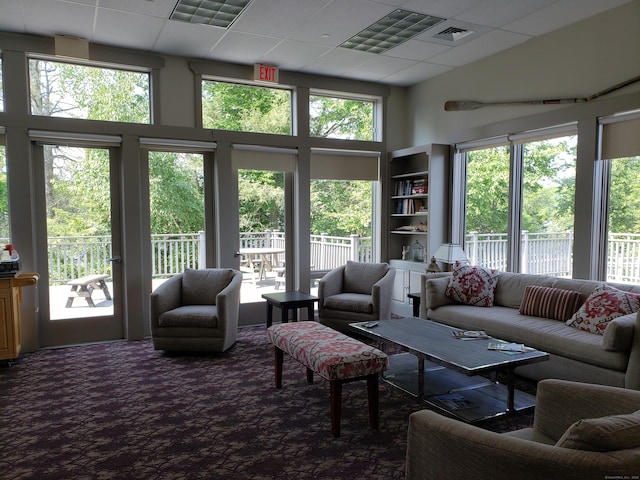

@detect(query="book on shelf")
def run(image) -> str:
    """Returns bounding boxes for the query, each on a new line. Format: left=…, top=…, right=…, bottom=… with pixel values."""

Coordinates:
left=451, top=330, right=489, bottom=340
left=432, top=393, right=476, bottom=410
left=394, top=178, right=428, bottom=196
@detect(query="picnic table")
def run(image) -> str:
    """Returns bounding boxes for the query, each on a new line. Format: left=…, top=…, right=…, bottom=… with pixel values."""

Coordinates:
left=65, top=274, right=112, bottom=308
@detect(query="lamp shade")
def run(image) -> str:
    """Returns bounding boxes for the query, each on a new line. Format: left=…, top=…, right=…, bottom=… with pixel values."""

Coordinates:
left=434, top=243, right=468, bottom=264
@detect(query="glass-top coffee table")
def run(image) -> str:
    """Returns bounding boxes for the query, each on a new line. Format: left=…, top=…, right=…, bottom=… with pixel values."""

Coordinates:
left=350, top=317, right=549, bottom=423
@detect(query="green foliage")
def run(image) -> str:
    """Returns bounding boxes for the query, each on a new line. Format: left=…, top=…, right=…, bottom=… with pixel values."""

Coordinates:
left=202, top=81, right=291, bottom=134
left=466, top=146, right=510, bottom=233
left=149, top=153, right=205, bottom=234
left=466, top=138, right=577, bottom=235
left=610, top=156, right=640, bottom=233
left=311, top=180, right=372, bottom=237
left=238, top=170, right=285, bottom=232
left=309, top=95, right=374, bottom=140
left=29, top=59, right=149, bottom=122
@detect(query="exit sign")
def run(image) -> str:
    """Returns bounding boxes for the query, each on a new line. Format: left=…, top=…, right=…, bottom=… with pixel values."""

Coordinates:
left=254, top=64, right=279, bottom=84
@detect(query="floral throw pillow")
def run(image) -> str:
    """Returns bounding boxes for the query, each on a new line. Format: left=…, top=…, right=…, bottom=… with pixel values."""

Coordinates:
left=445, top=263, right=499, bottom=307
left=566, top=284, right=640, bottom=335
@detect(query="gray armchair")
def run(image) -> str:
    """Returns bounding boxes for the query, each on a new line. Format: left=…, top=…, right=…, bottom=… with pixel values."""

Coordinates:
left=150, top=268, right=242, bottom=352
left=318, top=261, right=395, bottom=334
left=406, top=379, right=640, bottom=480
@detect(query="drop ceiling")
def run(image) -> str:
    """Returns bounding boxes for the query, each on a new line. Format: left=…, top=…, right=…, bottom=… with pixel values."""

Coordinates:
left=0, top=0, right=632, bottom=87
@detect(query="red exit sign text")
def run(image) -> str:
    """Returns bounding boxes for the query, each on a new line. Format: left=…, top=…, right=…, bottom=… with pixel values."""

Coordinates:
left=254, top=64, right=279, bottom=84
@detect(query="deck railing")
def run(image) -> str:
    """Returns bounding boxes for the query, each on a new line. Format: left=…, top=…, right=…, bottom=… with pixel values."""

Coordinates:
left=18, top=231, right=640, bottom=285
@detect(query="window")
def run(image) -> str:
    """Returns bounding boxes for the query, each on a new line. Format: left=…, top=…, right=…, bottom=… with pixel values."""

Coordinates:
left=600, top=110, right=640, bottom=284
left=521, top=135, right=576, bottom=276
left=0, top=56, right=4, bottom=111
left=202, top=80, right=291, bottom=135
left=0, top=141, right=8, bottom=242
left=461, top=125, right=577, bottom=275
left=464, top=145, right=510, bottom=270
left=309, top=93, right=375, bottom=141
left=28, top=59, right=150, bottom=123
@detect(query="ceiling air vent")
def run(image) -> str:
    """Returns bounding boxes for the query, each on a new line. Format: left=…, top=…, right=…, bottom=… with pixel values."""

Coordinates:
left=433, top=26, right=474, bottom=42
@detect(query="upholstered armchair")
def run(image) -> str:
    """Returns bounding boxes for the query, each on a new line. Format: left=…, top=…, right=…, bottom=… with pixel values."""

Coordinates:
left=405, top=379, right=640, bottom=480
left=150, top=268, right=242, bottom=352
left=318, top=261, right=395, bottom=334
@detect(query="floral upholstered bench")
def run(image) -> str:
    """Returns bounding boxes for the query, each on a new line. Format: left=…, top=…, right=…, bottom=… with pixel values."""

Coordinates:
left=266, top=321, right=388, bottom=436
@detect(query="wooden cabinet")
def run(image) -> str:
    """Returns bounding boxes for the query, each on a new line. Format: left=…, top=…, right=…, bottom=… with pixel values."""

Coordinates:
left=0, top=274, right=38, bottom=362
left=388, top=145, right=449, bottom=315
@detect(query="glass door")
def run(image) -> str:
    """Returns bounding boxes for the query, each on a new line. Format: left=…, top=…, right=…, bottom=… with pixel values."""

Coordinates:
left=38, top=144, right=123, bottom=346
left=238, top=168, right=287, bottom=304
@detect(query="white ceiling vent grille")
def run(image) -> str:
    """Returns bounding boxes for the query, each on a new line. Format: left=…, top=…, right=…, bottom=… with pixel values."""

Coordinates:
left=433, top=26, right=474, bottom=42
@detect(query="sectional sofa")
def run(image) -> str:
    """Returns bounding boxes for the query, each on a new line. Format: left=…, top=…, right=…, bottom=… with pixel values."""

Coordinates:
left=420, top=269, right=640, bottom=390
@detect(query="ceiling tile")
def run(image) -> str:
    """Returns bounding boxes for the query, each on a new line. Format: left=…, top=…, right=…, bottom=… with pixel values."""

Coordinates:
left=343, top=55, right=416, bottom=82
left=231, top=0, right=330, bottom=38
left=427, top=29, right=530, bottom=67
left=154, top=20, right=225, bottom=58
left=94, top=8, right=165, bottom=50
left=206, top=31, right=281, bottom=64
left=382, top=38, right=451, bottom=61
left=288, top=0, right=394, bottom=46
left=259, top=40, right=332, bottom=71
left=97, top=0, right=176, bottom=18
left=19, top=0, right=95, bottom=39
left=453, top=0, right=558, bottom=28
left=381, top=61, right=453, bottom=86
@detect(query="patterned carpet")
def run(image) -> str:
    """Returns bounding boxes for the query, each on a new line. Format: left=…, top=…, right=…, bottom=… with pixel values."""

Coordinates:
left=0, top=325, right=535, bottom=480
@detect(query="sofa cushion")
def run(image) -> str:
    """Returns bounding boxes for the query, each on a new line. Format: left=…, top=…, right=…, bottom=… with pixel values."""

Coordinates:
left=602, top=313, right=637, bottom=352
left=182, top=268, right=234, bottom=305
left=158, top=305, right=218, bottom=328
left=343, top=261, right=388, bottom=295
left=566, top=284, right=640, bottom=335
left=519, top=285, right=584, bottom=321
left=445, top=263, right=499, bottom=307
left=555, top=410, right=640, bottom=452
left=323, top=293, right=373, bottom=314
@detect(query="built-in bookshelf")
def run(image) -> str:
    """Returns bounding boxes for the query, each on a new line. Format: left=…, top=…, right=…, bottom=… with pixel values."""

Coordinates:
left=388, top=144, right=449, bottom=316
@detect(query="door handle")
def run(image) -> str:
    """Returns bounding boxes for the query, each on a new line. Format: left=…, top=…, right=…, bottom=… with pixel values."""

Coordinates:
left=234, top=251, right=241, bottom=257
left=107, top=255, right=122, bottom=263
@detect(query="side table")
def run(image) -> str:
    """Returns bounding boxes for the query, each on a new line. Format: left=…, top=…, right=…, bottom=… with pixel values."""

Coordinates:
left=408, top=292, right=421, bottom=318
left=262, top=291, right=319, bottom=328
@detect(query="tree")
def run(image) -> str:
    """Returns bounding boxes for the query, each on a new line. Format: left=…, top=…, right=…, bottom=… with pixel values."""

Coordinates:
left=609, top=156, right=640, bottom=233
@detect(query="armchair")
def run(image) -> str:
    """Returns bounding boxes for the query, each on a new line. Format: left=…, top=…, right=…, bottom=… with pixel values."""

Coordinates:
left=406, top=379, right=640, bottom=480
left=150, top=268, right=242, bottom=352
left=318, top=261, right=395, bottom=334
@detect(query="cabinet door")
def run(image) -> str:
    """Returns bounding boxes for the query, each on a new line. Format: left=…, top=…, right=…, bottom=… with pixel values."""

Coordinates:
left=0, top=291, right=15, bottom=359
left=407, top=269, right=423, bottom=296
left=391, top=264, right=407, bottom=307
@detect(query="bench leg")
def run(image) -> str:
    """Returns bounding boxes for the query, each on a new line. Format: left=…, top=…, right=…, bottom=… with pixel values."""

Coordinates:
left=274, top=347, right=283, bottom=388
left=330, top=380, right=342, bottom=437
left=367, top=374, right=379, bottom=430
left=99, top=280, right=112, bottom=300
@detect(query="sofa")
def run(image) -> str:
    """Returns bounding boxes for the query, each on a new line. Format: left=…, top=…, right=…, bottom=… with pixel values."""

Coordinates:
left=405, top=379, right=640, bottom=480
left=420, top=269, right=640, bottom=390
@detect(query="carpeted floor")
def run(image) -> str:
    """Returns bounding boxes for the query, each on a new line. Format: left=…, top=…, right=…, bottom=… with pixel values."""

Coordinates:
left=0, top=326, right=535, bottom=480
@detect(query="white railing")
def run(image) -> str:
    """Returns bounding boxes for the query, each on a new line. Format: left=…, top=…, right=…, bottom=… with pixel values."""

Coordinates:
left=18, top=230, right=640, bottom=285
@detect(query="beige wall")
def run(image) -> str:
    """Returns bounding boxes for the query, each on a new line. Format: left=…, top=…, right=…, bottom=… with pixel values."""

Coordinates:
left=404, top=1, right=640, bottom=145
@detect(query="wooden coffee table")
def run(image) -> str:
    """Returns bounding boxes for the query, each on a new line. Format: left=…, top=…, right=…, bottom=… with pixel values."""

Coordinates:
left=350, top=317, right=549, bottom=423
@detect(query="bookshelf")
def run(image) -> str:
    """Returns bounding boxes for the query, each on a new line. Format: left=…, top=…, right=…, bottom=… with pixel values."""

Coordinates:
left=388, top=144, right=449, bottom=316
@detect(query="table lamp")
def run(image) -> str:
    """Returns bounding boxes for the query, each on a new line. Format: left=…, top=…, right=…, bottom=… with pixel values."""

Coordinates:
left=433, top=243, right=468, bottom=271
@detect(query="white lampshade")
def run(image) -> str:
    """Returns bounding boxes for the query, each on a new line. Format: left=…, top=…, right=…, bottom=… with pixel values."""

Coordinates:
left=434, top=243, right=468, bottom=264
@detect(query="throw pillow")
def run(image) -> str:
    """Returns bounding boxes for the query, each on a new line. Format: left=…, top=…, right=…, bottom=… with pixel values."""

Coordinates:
left=445, top=262, right=499, bottom=307
left=555, top=410, right=640, bottom=452
left=566, top=284, right=640, bottom=335
left=519, top=285, right=584, bottom=321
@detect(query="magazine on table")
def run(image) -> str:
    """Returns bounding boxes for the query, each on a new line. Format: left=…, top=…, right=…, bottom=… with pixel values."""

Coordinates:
left=487, top=341, right=526, bottom=353
left=432, top=393, right=476, bottom=410
left=451, top=330, right=489, bottom=340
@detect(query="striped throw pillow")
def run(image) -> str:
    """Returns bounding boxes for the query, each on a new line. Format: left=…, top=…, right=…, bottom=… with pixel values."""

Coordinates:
left=519, top=285, right=584, bottom=321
